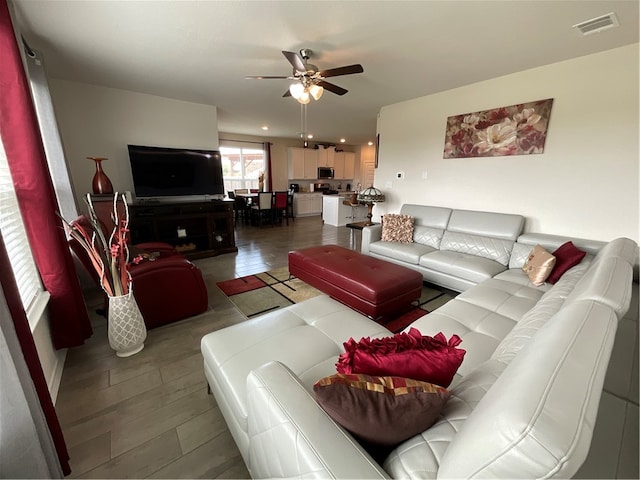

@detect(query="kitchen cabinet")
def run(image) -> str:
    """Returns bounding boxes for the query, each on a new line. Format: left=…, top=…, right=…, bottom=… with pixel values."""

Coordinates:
left=293, top=193, right=323, bottom=217
left=311, top=193, right=323, bottom=213
left=333, top=152, right=345, bottom=179
left=317, top=146, right=335, bottom=167
left=343, top=152, right=355, bottom=179
left=288, top=147, right=318, bottom=179
left=331, top=151, right=355, bottom=179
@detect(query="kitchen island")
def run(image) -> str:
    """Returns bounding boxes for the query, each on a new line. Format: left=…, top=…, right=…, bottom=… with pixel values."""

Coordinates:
left=321, top=193, right=368, bottom=226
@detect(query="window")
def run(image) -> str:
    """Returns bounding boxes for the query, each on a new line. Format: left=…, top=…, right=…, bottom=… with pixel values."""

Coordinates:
left=0, top=138, right=43, bottom=317
left=220, top=144, right=265, bottom=194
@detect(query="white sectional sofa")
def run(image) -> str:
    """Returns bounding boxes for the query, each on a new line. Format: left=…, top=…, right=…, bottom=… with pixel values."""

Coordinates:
left=361, top=204, right=608, bottom=292
left=200, top=205, right=637, bottom=479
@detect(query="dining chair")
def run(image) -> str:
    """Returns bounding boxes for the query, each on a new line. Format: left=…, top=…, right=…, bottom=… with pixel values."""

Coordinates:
left=233, top=196, right=250, bottom=224
left=234, top=188, right=249, bottom=194
left=285, top=191, right=295, bottom=223
left=251, top=192, right=274, bottom=226
left=272, top=191, right=289, bottom=225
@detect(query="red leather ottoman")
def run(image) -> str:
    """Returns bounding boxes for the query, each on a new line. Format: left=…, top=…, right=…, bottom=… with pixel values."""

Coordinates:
left=288, top=245, right=423, bottom=323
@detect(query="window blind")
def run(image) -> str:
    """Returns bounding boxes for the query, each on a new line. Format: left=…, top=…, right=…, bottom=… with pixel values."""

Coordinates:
left=0, top=139, right=42, bottom=312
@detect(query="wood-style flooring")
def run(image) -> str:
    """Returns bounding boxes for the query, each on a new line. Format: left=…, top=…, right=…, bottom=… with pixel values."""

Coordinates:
left=56, top=216, right=357, bottom=479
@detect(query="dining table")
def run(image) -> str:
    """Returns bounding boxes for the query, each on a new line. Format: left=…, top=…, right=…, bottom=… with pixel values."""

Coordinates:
left=235, top=192, right=259, bottom=206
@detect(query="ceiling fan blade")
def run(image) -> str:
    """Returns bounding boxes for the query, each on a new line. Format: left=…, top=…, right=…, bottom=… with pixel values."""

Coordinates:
left=282, top=89, right=292, bottom=98
left=317, top=80, right=348, bottom=96
left=282, top=50, right=306, bottom=72
left=318, top=64, right=364, bottom=78
left=245, top=75, right=291, bottom=80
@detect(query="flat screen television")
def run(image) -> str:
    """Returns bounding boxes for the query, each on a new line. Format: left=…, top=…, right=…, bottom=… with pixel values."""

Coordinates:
left=127, top=144, right=224, bottom=201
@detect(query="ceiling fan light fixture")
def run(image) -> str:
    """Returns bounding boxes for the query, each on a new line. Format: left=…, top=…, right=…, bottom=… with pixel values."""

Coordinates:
left=309, top=84, right=324, bottom=100
left=298, top=90, right=310, bottom=104
left=289, top=82, right=305, bottom=99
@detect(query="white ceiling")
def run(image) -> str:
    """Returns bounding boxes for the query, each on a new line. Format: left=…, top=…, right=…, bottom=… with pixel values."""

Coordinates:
left=12, top=0, right=639, bottom=146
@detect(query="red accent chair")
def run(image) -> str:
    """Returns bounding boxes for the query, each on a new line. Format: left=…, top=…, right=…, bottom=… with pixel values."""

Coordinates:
left=68, top=215, right=209, bottom=329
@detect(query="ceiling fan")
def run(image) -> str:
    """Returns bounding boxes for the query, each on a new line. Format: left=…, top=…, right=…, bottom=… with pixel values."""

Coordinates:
left=245, top=48, right=364, bottom=104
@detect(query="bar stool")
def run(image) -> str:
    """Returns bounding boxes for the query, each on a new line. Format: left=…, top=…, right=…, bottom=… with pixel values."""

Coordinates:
left=343, top=194, right=361, bottom=247
left=342, top=194, right=360, bottom=222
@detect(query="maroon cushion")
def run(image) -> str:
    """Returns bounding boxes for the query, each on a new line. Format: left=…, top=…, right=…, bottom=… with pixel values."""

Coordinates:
left=336, top=328, right=466, bottom=388
left=547, top=241, right=586, bottom=284
left=314, top=373, right=450, bottom=457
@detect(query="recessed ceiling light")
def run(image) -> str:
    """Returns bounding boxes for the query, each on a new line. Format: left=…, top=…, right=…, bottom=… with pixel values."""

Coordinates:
left=261, top=126, right=269, bottom=131
left=340, top=138, right=346, bottom=143
left=367, top=141, right=373, bottom=146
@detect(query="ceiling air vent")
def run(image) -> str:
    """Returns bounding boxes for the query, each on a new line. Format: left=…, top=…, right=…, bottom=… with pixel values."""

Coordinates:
left=573, top=12, right=620, bottom=36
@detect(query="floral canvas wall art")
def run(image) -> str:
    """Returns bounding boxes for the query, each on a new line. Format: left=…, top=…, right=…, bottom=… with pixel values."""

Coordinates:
left=443, top=99, right=553, bottom=158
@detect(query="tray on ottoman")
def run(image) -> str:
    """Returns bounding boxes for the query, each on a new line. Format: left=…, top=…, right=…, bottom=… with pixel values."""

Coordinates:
left=288, top=245, right=423, bottom=323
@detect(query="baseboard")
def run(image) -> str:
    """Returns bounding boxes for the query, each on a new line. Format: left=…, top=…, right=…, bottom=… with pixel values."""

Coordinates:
left=50, top=348, right=67, bottom=404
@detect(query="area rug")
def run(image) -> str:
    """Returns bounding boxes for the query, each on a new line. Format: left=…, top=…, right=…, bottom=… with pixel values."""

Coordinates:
left=216, top=266, right=456, bottom=333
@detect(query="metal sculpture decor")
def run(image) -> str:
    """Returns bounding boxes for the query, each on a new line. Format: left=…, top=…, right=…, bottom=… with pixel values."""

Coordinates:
left=443, top=98, right=553, bottom=158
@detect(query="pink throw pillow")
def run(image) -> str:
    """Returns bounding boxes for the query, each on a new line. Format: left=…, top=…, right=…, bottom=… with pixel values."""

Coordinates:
left=523, top=245, right=556, bottom=286
left=547, top=241, right=586, bottom=284
left=336, top=328, right=466, bottom=388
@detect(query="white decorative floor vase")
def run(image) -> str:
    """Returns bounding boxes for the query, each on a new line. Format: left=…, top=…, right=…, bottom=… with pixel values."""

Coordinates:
left=108, top=290, right=147, bottom=357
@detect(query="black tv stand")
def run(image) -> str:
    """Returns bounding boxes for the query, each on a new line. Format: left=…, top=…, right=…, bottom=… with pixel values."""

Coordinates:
left=129, top=200, right=237, bottom=259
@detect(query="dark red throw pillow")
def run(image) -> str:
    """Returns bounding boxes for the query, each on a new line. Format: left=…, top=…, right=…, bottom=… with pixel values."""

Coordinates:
left=547, top=241, right=586, bottom=284
left=336, top=328, right=466, bottom=388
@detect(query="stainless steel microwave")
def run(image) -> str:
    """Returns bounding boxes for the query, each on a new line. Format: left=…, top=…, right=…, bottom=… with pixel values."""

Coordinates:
left=318, top=167, right=334, bottom=179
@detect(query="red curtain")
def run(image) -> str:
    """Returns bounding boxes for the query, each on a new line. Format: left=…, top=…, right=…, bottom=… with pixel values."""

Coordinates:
left=0, top=232, right=71, bottom=476
left=265, top=141, right=273, bottom=191
left=0, top=0, right=91, bottom=349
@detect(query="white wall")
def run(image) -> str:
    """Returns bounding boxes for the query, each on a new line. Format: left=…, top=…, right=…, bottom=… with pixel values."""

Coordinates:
left=375, top=44, right=639, bottom=243
left=49, top=80, right=219, bottom=210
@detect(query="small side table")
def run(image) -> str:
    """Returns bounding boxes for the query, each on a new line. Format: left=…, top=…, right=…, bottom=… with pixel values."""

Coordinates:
left=346, top=221, right=379, bottom=250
